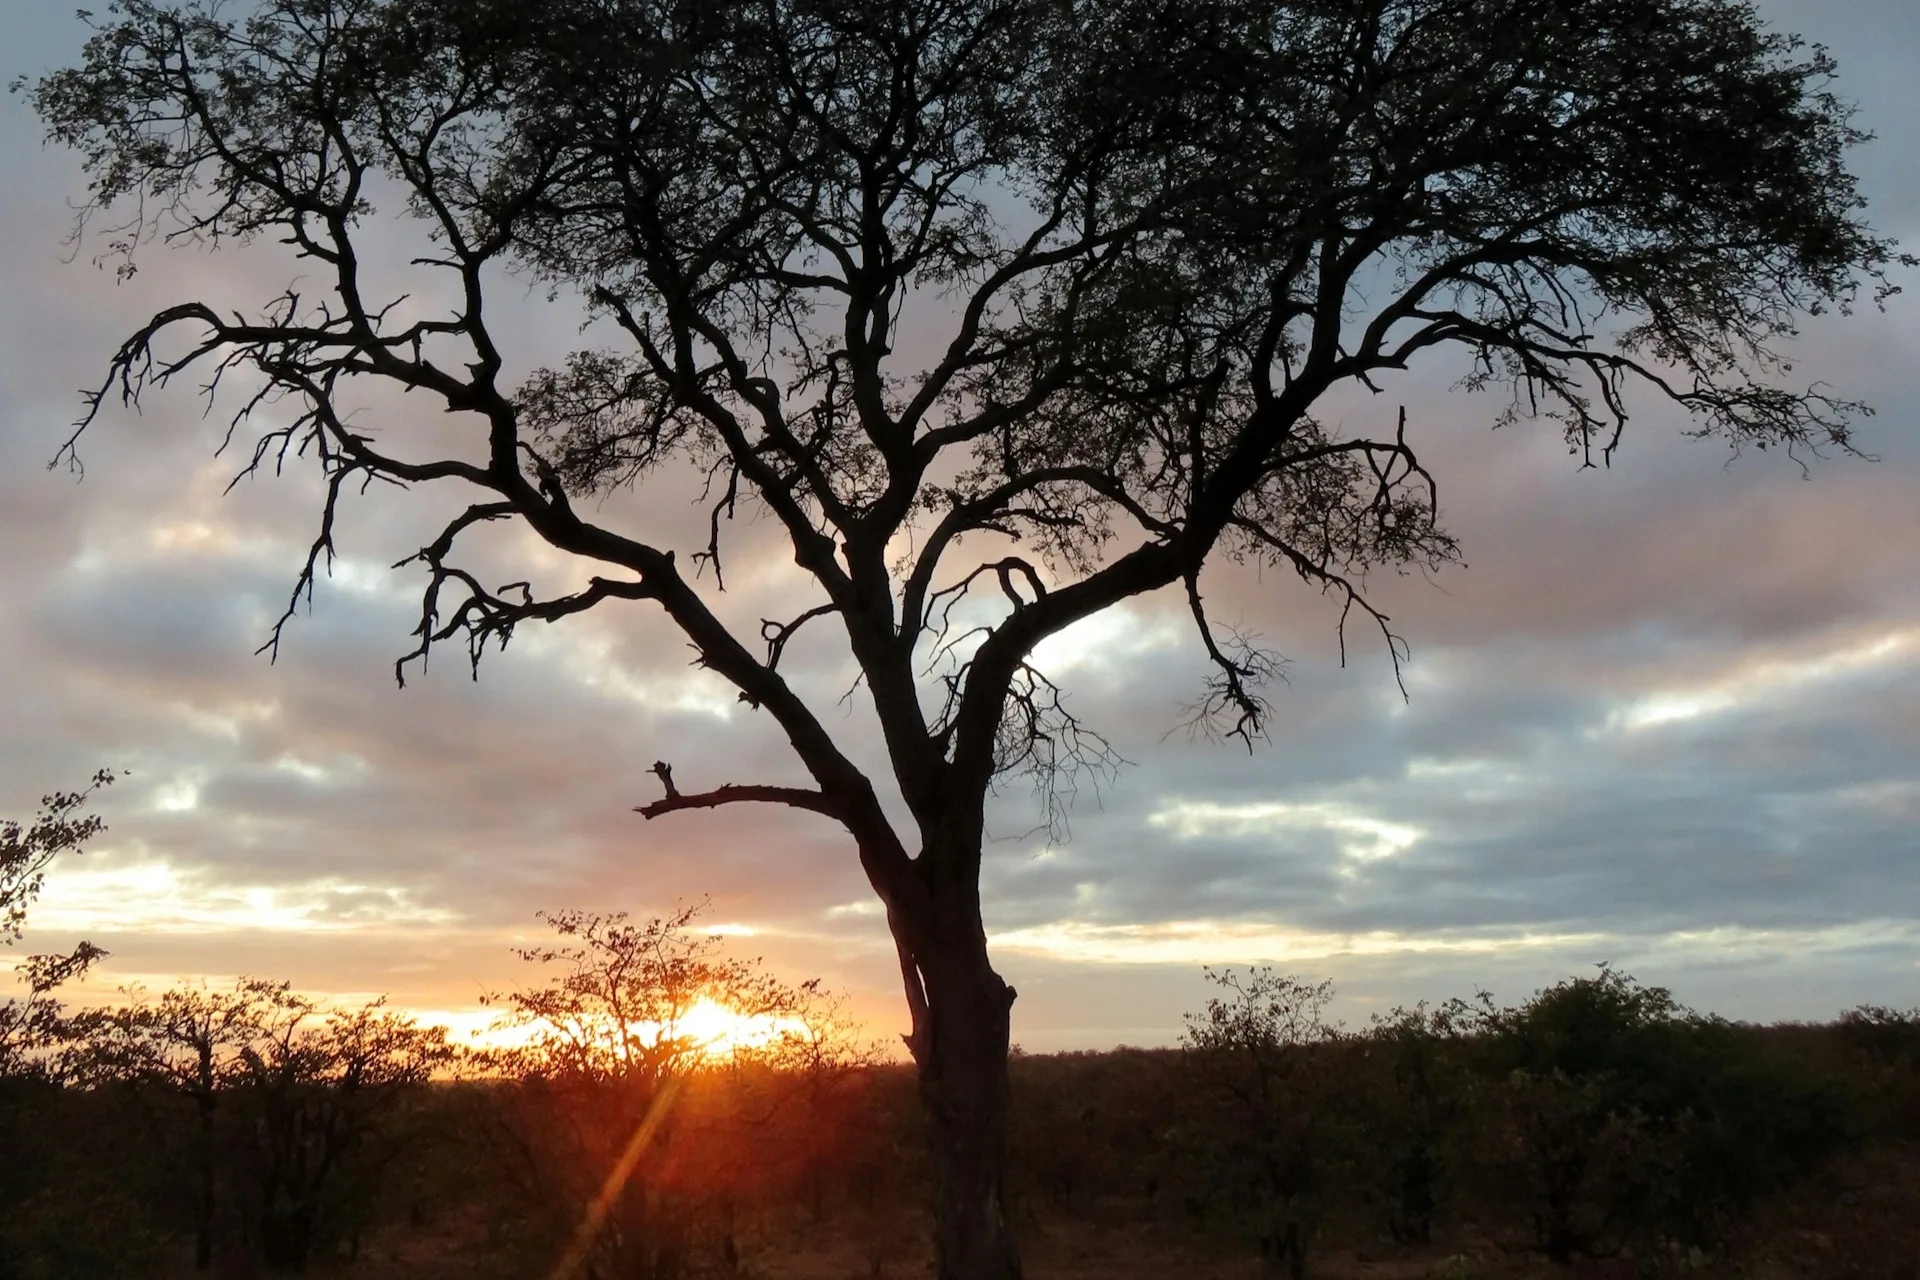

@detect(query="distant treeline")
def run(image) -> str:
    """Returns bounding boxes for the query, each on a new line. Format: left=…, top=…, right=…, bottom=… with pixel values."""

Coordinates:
left=3, top=950, right=1918, bottom=1277
left=1013, top=969, right=1920, bottom=1279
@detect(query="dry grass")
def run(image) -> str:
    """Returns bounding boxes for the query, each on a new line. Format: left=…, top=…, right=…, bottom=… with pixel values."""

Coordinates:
left=279, top=1210, right=1617, bottom=1280
left=183, top=1140, right=1920, bottom=1280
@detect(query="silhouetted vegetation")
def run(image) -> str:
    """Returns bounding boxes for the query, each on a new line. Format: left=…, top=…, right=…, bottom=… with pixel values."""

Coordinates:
left=1, top=771, right=113, bottom=1079
left=5, top=943, right=1918, bottom=1278
left=1179, top=970, right=1344, bottom=1278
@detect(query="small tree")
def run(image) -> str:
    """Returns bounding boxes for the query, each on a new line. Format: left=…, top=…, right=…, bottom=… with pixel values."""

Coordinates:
left=482, top=902, right=796, bottom=1279
left=1359, top=1003, right=1471, bottom=1246
left=1181, top=968, right=1344, bottom=1278
left=1836, top=1004, right=1920, bottom=1072
left=487, top=902, right=793, bottom=1088
left=1836, top=1004, right=1920, bottom=1139
left=84, top=977, right=305, bottom=1270
left=1459, top=969, right=1844, bottom=1262
left=229, top=997, right=455, bottom=1272
left=29, top=2, right=1904, bottom=1272
left=767, top=980, right=889, bottom=1222
left=83, top=978, right=452, bottom=1273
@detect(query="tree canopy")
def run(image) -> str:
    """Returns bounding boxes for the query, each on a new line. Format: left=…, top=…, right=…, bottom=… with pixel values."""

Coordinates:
left=30, top=0, right=1896, bottom=813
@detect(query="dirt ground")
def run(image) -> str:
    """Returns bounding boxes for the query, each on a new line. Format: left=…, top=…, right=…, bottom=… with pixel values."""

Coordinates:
left=314, top=1209, right=1583, bottom=1280
left=200, top=1141, right=1920, bottom=1280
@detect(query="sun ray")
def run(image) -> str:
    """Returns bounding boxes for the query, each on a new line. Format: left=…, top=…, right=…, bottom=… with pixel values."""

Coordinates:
left=543, top=1075, right=684, bottom=1280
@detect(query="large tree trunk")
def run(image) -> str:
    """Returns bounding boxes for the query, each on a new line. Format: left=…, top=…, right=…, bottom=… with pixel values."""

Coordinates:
left=907, top=927, right=1022, bottom=1280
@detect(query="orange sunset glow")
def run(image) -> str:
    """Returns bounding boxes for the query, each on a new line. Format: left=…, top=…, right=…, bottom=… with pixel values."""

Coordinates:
left=415, top=998, right=814, bottom=1059
left=669, top=997, right=812, bottom=1057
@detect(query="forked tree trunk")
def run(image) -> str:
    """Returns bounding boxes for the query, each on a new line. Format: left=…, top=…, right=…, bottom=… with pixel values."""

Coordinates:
left=906, top=921, right=1023, bottom=1280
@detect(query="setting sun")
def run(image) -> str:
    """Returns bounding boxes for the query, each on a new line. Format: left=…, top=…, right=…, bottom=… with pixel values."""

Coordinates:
left=670, top=998, right=809, bottom=1057
left=448, top=996, right=817, bottom=1059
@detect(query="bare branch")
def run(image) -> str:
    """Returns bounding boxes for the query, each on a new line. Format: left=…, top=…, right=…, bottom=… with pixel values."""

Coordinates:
left=1179, top=577, right=1286, bottom=750
left=634, top=767, right=846, bottom=823
left=761, top=604, right=839, bottom=673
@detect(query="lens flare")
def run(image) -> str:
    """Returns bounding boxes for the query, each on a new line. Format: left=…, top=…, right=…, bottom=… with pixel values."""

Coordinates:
left=544, top=1075, right=684, bottom=1280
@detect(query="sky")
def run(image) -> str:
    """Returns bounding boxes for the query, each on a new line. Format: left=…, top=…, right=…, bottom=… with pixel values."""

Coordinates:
left=1, top=0, right=1917, bottom=1052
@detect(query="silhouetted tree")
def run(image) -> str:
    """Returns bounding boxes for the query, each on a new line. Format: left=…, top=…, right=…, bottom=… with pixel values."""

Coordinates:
left=1837, top=1004, right=1920, bottom=1072
left=0, top=772, right=113, bottom=1078
left=486, top=902, right=793, bottom=1087
left=1, top=772, right=111, bottom=949
left=1836, top=1004, right=1920, bottom=1139
left=1359, top=1002, right=1470, bottom=1246
left=0, top=947, right=105, bottom=1086
left=229, top=997, right=454, bottom=1272
left=1458, top=968, right=1845, bottom=1262
left=81, top=978, right=453, bottom=1273
left=766, top=980, right=888, bottom=1222
left=0, top=773, right=116, bottom=1280
left=480, top=902, right=796, bottom=1279
left=1181, top=968, right=1344, bottom=1278
left=84, top=978, right=305, bottom=1270
left=28, top=2, right=1904, bottom=1272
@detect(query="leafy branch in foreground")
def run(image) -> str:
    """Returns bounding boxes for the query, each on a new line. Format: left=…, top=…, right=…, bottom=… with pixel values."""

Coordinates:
left=1, top=771, right=115, bottom=1081
left=1, top=770, right=113, bottom=945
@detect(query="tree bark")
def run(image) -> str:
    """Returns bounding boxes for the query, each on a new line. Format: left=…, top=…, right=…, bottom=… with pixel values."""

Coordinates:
left=906, top=928, right=1023, bottom=1280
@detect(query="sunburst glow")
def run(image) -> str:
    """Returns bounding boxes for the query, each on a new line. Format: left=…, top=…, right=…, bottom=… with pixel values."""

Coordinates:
left=452, top=997, right=815, bottom=1059
left=670, top=997, right=809, bottom=1057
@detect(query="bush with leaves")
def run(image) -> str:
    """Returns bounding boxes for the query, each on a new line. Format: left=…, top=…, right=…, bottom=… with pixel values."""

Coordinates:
left=1837, top=1004, right=1920, bottom=1069
left=0, top=1081, right=165, bottom=1280
left=761, top=979, right=889, bottom=1223
left=1459, top=969, right=1847, bottom=1262
left=81, top=977, right=306, bottom=1269
left=1832, top=1004, right=1920, bottom=1141
left=1007, top=1052, right=1110, bottom=1216
left=1003, top=1047, right=1191, bottom=1224
left=1354, top=1003, right=1473, bottom=1246
left=1179, top=968, right=1348, bottom=1279
left=476, top=902, right=802, bottom=1280
left=81, top=979, right=453, bottom=1274
left=229, top=996, right=456, bottom=1271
